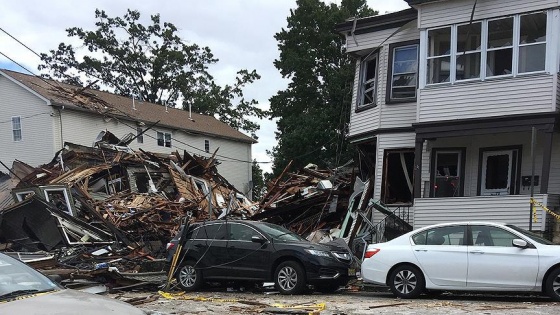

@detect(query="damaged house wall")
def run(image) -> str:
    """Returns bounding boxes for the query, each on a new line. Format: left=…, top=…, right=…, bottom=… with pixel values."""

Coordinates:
left=0, top=69, right=254, bottom=197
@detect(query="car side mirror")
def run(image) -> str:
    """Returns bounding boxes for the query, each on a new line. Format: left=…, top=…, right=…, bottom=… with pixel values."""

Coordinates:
left=512, top=239, right=528, bottom=248
left=252, top=235, right=267, bottom=244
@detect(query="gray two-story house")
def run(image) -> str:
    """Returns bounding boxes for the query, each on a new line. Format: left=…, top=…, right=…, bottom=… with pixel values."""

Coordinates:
left=337, top=0, right=560, bottom=238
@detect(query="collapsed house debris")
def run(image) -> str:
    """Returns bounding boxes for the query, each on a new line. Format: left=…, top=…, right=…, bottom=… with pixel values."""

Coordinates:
left=0, top=130, right=254, bottom=290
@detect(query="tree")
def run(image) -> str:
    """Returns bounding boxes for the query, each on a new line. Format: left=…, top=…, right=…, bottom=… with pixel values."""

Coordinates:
left=269, top=0, right=376, bottom=174
left=251, top=160, right=266, bottom=200
left=39, top=9, right=266, bottom=138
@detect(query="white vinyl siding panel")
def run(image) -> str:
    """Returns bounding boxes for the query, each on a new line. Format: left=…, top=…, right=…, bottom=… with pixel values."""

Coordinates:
left=418, top=0, right=558, bottom=29
left=348, top=26, right=419, bottom=138
left=546, top=134, right=560, bottom=193
left=374, top=133, right=416, bottom=200
left=0, top=76, right=55, bottom=168
left=413, top=194, right=553, bottom=230
left=59, top=109, right=252, bottom=192
left=418, top=74, right=555, bottom=123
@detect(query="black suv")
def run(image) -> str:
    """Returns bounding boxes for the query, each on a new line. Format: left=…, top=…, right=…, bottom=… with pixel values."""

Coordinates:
left=166, top=220, right=354, bottom=295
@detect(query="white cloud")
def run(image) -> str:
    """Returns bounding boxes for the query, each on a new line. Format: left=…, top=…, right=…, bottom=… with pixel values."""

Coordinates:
left=0, top=0, right=410, bottom=174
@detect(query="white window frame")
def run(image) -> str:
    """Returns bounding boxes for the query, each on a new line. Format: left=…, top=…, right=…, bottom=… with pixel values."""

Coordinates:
left=455, top=21, right=483, bottom=82
left=357, top=52, right=379, bottom=109
left=157, top=131, right=172, bottom=147
left=12, top=116, right=22, bottom=142
left=43, top=187, right=73, bottom=216
left=424, top=10, right=549, bottom=87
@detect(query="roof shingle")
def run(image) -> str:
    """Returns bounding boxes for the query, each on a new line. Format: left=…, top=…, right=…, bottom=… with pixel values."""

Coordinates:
left=0, top=69, right=256, bottom=143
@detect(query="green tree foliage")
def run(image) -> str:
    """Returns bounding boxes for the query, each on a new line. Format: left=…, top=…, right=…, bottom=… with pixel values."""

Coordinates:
left=39, top=9, right=266, bottom=138
left=269, top=0, right=376, bottom=174
left=251, top=160, right=266, bottom=200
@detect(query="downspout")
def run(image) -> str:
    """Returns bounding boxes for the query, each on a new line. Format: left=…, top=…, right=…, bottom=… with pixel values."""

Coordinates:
left=57, top=107, right=64, bottom=149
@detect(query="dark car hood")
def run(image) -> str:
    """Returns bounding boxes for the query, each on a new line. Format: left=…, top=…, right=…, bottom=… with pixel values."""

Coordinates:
left=0, top=289, right=146, bottom=315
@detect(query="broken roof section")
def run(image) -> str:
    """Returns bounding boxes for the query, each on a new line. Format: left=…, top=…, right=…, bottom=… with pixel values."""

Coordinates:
left=1, top=130, right=254, bottom=254
left=0, top=69, right=256, bottom=144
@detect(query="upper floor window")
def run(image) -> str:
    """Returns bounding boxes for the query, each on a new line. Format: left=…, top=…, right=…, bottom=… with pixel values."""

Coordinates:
left=358, top=53, right=378, bottom=109
left=157, top=131, right=171, bottom=147
left=388, top=42, right=419, bottom=102
left=204, top=140, right=210, bottom=153
left=12, top=116, right=22, bottom=142
left=426, top=11, right=547, bottom=86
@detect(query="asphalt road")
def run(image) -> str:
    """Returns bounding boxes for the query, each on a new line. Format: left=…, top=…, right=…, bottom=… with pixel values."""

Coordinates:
left=113, top=289, right=560, bottom=314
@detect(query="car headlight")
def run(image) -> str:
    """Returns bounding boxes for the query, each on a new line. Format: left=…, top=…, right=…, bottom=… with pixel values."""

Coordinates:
left=305, top=249, right=331, bottom=257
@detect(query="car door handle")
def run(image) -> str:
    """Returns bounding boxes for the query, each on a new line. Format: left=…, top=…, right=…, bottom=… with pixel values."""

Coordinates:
left=414, top=249, right=428, bottom=252
left=194, top=244, right=204, bottom=248
left=470, top=250, right=484, bottom=254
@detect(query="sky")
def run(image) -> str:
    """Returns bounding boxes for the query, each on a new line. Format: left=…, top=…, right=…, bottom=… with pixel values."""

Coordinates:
left=0, top=0, right=410, bottom=174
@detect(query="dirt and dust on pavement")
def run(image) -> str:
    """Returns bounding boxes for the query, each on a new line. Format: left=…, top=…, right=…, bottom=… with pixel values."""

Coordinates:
left=110, top=288, right=560, bottom=315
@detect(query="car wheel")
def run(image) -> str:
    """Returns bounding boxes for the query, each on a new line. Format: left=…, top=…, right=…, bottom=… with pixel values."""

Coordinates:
left=389, top=265, right=425, bottom=299
left=545, top=267, right=560, bottom=302
left=176, top=261, right=203, bottom=291
left=274, top=261, right=306, bottom=295
left=315, top=282, right=341, bottom=293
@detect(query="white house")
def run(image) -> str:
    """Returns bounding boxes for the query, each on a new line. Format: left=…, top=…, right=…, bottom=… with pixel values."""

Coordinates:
left=0, top=69, right=256, bottom=196
left=337, top=0, right=560, bottom=237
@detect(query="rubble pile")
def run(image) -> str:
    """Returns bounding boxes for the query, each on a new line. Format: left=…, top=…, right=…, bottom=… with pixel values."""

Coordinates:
left=0, top=131, right=254, bottom=290
left=252, top=163, right=354, bottom=242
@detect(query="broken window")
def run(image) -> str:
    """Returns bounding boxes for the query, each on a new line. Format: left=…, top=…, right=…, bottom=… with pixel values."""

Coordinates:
left=358, top=53, right=378, bottom=108
left=381, top=149, right=414, bottom=204
left=13, top=189, right=35, bottom=202
left=431, top=149, right=465, bottom=198
left=12, top=116, right=22, bottom=142
left=42, top=187, right=73, bottom=216
left=157, top=131, right=171, bottom=147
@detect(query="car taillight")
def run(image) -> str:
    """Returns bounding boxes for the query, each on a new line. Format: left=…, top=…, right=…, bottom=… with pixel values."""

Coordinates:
left=364, top=248, right=380, bottom=258
left=166, top=242, right=175, bottom=251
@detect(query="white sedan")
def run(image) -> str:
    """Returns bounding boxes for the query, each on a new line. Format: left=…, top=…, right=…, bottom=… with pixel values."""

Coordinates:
left=361, top=222, right=560, bottom=300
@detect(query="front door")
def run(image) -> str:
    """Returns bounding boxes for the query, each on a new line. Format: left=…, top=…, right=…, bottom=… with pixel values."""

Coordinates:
left=480, top=149, right=518, bottom=196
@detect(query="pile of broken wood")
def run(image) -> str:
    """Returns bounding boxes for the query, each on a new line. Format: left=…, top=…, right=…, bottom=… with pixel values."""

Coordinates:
left=252, top=162, right=354, bottom=241
left=0, top=131, right=255, bottom=291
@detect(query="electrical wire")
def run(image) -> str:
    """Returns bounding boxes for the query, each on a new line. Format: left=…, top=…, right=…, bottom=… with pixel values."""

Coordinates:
left=0, top=112, right=51, bottom=124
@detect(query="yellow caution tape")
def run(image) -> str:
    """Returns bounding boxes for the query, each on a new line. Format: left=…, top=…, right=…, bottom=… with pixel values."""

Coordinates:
left=0, top=291, right=55, bottom=304
left=158, top=291, right=326, bottom=314
left=530, top=198, right=560, bottom=222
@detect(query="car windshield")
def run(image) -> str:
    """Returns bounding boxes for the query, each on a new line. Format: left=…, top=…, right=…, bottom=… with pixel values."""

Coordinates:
left=0, top=254, right=60, bottom=301
left=506, top=224, right=555, bottom=245
left=255, top=223, right=307, bottom=242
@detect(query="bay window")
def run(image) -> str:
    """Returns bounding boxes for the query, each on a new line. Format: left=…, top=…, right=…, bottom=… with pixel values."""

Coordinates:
left=425, top=11, right=547, bottom=85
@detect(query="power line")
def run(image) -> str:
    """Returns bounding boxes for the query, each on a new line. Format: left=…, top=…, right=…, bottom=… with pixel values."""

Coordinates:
left=0, top=112, right=51, bottom=124
left=0, top=26, right=344, bottom=168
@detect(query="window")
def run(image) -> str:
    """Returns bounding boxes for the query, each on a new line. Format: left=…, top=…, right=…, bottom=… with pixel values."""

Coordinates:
left=12, top=116, right=22, bottom=142
left=358, top=53, right=378, bottom=108
left=198, top=223, right=226, bottom=240
left=136, top=127, right=143, bottom=144
left=431, top=149, right=465, bottom=198
left=427, top=27, right=451, bottom=84
left=43, top=187, right=73, bottom=216
left=381, top=149, right=414, bottom=204
left=229, top=223, right=259, bottom=241
left=204, top=140, right=210, bottom=153
left=425, top=11, right=547, bottom=85
left=471, top=225, right=518, bottom=247
left=456, top=22, right=482, bottom=80
left=412, top=225, right=466, bottom=245
left=388, top=42, right=419, bottom=102
left=518, top=12, right=547, bottom=73
left=157, top=131, right=171, bottom=147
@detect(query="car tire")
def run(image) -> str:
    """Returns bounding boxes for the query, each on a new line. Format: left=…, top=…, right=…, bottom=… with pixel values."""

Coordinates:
left=176, top=261, right=203, bottom=291
left=388, top=265, right=425, bottom=299
left=544, top=267, right=560, bottom=302
left=274, top=261, right=306, bottom=295
left=315, top=282, right=341, bottom=293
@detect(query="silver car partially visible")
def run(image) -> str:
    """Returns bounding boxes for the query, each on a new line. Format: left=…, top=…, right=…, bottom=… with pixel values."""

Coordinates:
left=0, top=253, right=147, bottom=314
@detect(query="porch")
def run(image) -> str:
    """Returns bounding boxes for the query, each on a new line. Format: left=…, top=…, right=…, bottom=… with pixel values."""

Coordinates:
left=413, top=194, right=559, bottom=231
